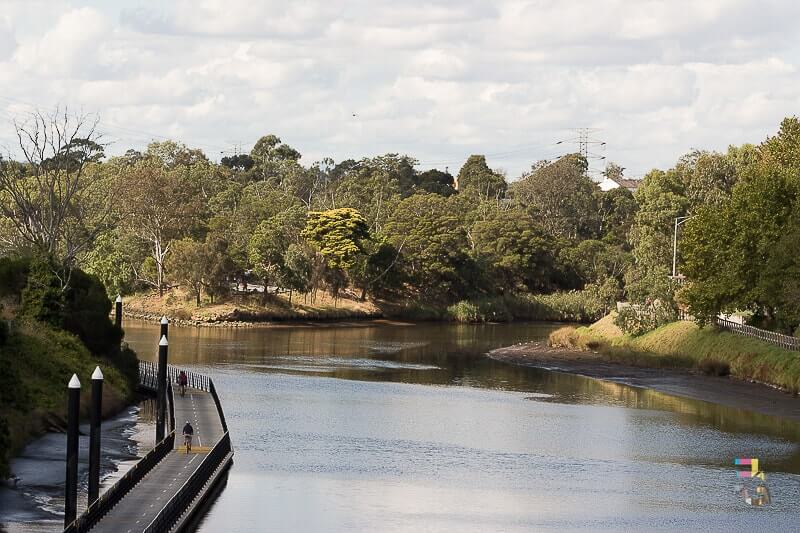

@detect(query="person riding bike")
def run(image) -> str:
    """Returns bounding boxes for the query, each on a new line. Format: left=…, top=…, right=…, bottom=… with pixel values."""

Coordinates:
left=178, top=370, right=188, bottom=397
left=182, top=420, right=194, bottom=452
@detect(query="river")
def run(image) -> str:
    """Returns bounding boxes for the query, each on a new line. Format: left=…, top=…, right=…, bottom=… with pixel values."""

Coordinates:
left=5, top=320, right=800, bottom=531
left=120, top=319, right=800, bottom=531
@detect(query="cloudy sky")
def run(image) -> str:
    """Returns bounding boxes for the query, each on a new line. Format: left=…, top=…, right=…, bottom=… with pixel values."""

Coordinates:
left=1, top=0, right=798, bottom=178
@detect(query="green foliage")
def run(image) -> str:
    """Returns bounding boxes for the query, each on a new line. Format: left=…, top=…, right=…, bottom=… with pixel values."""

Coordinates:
left=17, top=256, right=123, bottom=355
left=471, top=208, right=557, bottom=292
left=302, top=208, right=369, bottom=270
left=0, top=319, right=136, bottom=476
left=614, top=302, right=677, bottom=336
left=456, top=155, right=507, bottom=199
left=82, top=231, right=137, bottom=297
left=511, top=154, right=598, bottom=239
left=61, top=267, right=123, bottom=356
left=280, top=244, right=313, bottom=298
left=625, top=167, right=689, bottom=301
left=577, top=319, right=800, bottom=392
left=384, top=193, right=476, bottom=301
left=444, top=290, right=611, bottom=323
left=681, top=117, right=800, bottom=333
left=0, top=256, right=29, bottom=298
left=20, top=255, right=63, bottom=327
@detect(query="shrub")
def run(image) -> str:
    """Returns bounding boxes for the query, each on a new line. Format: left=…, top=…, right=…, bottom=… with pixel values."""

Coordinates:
left=447, top=301, right=480, bottom=322
left=548, top=326, right=581, bottom=348
left=447, top=297, right=514, bottom=322
left=0, top=256, right=29, bottom=299
left=20, top=255, right=63, bottom=327
left=614, top=301, right=677, bottom=336
left=698, top=358, right=731, bottom=377
left=528, top=290, right=608, bottom=322
left=61, top=268, right=123, bottom=356
left=18, top=255, right=122, bottom=356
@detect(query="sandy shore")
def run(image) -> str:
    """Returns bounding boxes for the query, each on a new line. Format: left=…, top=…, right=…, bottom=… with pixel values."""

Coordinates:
left=490, top=341, right=800, bottom=423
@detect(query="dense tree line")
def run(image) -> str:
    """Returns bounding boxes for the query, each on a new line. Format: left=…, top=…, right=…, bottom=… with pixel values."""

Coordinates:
left=2, top=111, right=798, bottom=335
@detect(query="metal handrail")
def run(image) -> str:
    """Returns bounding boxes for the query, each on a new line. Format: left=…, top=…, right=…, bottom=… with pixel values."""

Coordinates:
left=64, top=431, right=175, bottom=533
left=65, top=361, right=231, bottom=533
left=63, top=364, right=177, bottom=533
left=143, top=432, right=233, bottom=533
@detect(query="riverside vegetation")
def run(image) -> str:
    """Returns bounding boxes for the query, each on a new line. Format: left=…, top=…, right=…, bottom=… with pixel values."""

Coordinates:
left=4, top=112, right=800, bottom=330
left=550, top=313, right=800, bottom=393
left=0, top=256, right=138, bottom=478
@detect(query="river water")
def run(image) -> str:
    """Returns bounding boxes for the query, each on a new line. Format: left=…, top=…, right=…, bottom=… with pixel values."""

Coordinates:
left=116, top=319, right=800, bottom=531
left=6, top=320, right=800, bottom=531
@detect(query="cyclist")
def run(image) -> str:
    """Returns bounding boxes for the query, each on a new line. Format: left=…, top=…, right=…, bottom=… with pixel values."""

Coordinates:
left=182, top=420, right=194, bottom=453
left=178, top=370, right=188, bottom=397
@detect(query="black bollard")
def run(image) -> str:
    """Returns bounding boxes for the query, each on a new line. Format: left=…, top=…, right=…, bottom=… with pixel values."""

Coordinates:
left=115, top=295, right=122, bottom=329
left=65, top=374, right=80, bottom=528
left=88, top=366, right=103, bottom=505
left=156, top=335, right=168, bottom=442
left=160, top=316, right=169, bottom=340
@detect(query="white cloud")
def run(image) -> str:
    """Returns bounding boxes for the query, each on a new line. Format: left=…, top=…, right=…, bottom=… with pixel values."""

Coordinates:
left=14, top=7, right=110, bottom=77
left=1, top=0, right=800, bottom=177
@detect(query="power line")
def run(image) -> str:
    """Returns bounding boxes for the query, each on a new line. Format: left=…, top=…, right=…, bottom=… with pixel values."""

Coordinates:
left=555, top=127, right=607, bottom=180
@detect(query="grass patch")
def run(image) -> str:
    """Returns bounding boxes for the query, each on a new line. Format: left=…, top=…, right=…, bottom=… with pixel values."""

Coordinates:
left=0, top=320, right=136, bottom=477
left=551, top=315, right=800, bottom=392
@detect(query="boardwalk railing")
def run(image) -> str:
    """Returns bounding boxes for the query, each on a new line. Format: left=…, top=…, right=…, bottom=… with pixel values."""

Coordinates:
left=66, top=360, right=232, bottom=533
left=65, top=373, right=176, bottom=533
left=714, top=317, right=800, bottom=352
left=143, top=432, right=233, bottom=532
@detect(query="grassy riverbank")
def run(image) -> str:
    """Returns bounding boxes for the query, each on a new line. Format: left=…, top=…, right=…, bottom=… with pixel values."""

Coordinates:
left=549, top=314, right=800, bottom=393
left=0, top=320, right=137, bottom=477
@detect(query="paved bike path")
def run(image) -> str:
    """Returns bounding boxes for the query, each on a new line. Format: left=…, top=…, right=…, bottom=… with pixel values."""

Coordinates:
left=91, top=388, right=224, bottom=533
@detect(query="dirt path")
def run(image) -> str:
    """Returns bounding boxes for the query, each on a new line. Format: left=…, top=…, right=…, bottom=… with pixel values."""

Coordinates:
left=490, top=341, right=800, bottom=422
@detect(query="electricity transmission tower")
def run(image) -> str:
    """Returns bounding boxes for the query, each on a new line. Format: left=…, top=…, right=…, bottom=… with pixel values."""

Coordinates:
left=556, top=128, right=606, bottom=180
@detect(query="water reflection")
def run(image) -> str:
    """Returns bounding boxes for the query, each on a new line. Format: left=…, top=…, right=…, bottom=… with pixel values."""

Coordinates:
left=121, top=320, right=800, bottom=531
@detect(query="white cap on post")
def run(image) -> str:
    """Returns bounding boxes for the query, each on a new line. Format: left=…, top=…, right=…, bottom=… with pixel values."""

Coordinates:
left=115, top=295, right=122, bottom=303
left=68, top=374, right=81, bottom=389
left=92, top=366, right=104, bottom=380
left=160, top=316, right=169, bottom=325
left=159, top=335, right=168, bottom=346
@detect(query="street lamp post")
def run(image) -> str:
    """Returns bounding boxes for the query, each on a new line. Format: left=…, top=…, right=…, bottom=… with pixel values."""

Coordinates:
left=672, top=215, right=695, bottom=278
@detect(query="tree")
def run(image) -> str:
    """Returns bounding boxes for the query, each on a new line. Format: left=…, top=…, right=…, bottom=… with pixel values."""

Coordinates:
left=596, top=186, right=637, bottom=245
left=625, top=167, right=689, bottom=301
left=248, top=207, right=306, bottom=291
left=456, top=155, right=507, bottom=199
left=168, top=238, right=206, bottom=305
left=250, top=134, right=301, bottom=179
left=302, top=208, right=369, bottom=271
left=471, top=209, right=556, bottom=293
left=221, top=153, right=255, bottom=171
left=681, top=118, right=800, bottom=331
left=561, top=239, right=631, bottom=286
left=279, top=243, right=313, bottom=303
left=416, top=168, right=455, bottom=196
left=117, top=157, right=203, bottom=295
left=323, top=165, right=400, bottom=233
left=0, top=110, right=110, bottom=266
left=511, top=154, right=598, bottom=240
left=384, top=193, right=476, bottom=301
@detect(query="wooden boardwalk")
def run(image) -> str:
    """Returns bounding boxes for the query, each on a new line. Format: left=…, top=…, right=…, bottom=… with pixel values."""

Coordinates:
left=90, top=387, right=226, bottom=532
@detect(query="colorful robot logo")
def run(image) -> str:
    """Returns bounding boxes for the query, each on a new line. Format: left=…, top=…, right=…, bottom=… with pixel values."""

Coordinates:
left=734, top=458, right=770, bottom=506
